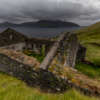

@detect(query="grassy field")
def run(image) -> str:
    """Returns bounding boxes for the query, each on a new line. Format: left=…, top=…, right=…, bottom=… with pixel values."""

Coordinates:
left=75, top=62, right=100, bottom=80
left=0, top=71, right=99, bottom=100
left=76, top=22, right=100, bottom=43
left=75, top=22, right=100, bottom=66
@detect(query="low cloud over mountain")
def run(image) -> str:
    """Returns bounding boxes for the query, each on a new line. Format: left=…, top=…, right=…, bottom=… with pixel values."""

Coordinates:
left=0, top=0, right=100, bottom=25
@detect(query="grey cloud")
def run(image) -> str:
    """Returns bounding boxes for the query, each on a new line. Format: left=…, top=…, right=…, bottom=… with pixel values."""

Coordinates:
left=0, top=0, right=100, bottom=25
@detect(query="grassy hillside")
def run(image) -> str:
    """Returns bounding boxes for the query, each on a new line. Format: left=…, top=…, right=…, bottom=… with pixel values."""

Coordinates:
left=0, top=71, right=98, bottom=100
left=76, top=22, right=100, bottom=43
left=75, top=22, right=100, bottom=66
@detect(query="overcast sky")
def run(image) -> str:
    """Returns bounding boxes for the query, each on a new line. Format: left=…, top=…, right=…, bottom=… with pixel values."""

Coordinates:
left=0, top=0, right=100, bottom=26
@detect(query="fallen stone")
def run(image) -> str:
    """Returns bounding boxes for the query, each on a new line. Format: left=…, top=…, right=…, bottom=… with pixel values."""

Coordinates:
left=56, top=87, right=61, bottom=91
left=52, top=68, right=59, bottom=71
left=54, top=63, right=62, bottom=69
left=65, top=77, right=68, bottom=80
left=70, top=67, right=77, bottom=71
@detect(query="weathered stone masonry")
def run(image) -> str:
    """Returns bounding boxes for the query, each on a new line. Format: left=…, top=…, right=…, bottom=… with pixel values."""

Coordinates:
left=0, top=28, right=87, bottom=70
left=0, top=52, right=68, bottom=92
left=0, top=52, right=98, bottom=96
left=39, top=32, right=83, bottom=70
left=0, top=28, right=55, bottom=55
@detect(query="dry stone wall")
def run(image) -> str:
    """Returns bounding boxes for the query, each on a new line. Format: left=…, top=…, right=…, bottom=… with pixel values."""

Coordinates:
left=0, top=28, right=55, bottom=55
left=40, top=32, right=80, bottom=70
left=0, top=28, right=27, bottom=46
left=0, top=52, right=99, bottom=96
left=25, top=37, right=55, bottom=55
left=4, top=42, right=26, bottom=51
left=0, top=52, right=68, bottom=92
left=55, top=33, right=79, bottom=68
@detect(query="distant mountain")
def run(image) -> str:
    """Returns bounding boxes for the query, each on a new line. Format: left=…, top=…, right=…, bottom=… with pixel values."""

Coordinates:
left=0, top=22, right=17, bottom=27
left=0, top=20, right=79, bottom=27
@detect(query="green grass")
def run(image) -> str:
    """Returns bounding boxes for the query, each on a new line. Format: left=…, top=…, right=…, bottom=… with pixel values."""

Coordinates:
left=0, top=71, right=99, bottom=100
left=23, top=51, right=45, bottom=63
left=75, top=22, right=100, bottom=43
left=75, top=22, right=100, bottom=66
left=83, top=44, right=100, bottom=66
left=42, top=45, right=45, bottom=57
left=75, top=62, right=100, bottom=80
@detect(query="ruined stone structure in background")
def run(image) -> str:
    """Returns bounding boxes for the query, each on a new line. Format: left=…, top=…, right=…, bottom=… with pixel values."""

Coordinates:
left=0, top=28, right=27, bottom=46
left=0, top=28, right=55, bottom=55
left=0, top=28, right=87, bottom=69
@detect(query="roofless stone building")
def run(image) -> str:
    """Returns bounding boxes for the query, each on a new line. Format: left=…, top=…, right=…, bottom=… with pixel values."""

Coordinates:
left=1, top=28, right=98, bottom=95
left=0, top=28, right=86, bottom=70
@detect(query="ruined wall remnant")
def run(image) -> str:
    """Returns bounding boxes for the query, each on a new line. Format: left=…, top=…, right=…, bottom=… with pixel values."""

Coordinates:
left=4, top=42, right=26, bottom=51
left=0, top=28, right=55, bottom=55
left=0, top=28, right=27, bottom=46
left=63, top=33, right=79, bottom=68
left=76, top=44, right=87, bottom=62
left=54, top=33, right=79, bottom=68
left=0, top=28, right=87, bottom=70
left=39, top=32, right=79, bottom=70
left=25, top=37, right=55, bottom=55
left=39, top=32, right=67, bottom=70
left=0, top=52, right=68, bottom=92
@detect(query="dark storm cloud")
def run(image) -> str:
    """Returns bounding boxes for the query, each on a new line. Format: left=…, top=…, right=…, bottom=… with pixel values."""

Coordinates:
left=0, top=0, right=100, bottom=25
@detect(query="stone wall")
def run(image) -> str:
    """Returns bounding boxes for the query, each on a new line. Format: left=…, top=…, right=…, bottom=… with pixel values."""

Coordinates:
left=0, top=28, right=27, bottom=46
left=0, top=52, right=99, bottom=96
left=76, top=44, right=87, bottom=62
left=25, top=37, right=55, bottom=55
left=0, top=52, right=67, bottom=92
left=0, top=28, right=87, bottom=69
left=40, top=32, right=80, bottom=70
left=0, top=28, right=55, bottom=55
left=55, top=33, right=79, bottom=68
left=4, top=42, right=26, bottom=51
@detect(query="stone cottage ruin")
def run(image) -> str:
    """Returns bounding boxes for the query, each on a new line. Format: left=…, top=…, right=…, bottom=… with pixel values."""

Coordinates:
left=0, top=28, right=86, bottom=70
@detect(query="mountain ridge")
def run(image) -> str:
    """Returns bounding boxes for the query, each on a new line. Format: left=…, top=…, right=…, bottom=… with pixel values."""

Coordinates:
left=0, top=20, right=79, bottom=27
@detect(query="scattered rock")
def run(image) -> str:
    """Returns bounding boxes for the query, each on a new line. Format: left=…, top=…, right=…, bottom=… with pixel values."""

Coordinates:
left=56, top=87, right=61, bottom=91
left=70, top=68, right=77, bottom=71
left=61, top=76, right=64, bottom=79
left=52, top=68, right=59, bottom=71
left=54, top=63, right=62, bottom=69
left=33, top=68, right=36, bottom=70
left=65, top=77, right=68, bottom=80
left=74, top=76, right=76, bottom=79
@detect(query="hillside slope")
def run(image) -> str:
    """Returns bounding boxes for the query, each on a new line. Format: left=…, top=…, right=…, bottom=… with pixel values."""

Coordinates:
left=75, top=22, right=100, bottom=43
left=75, top=22, right=100, bottom=66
